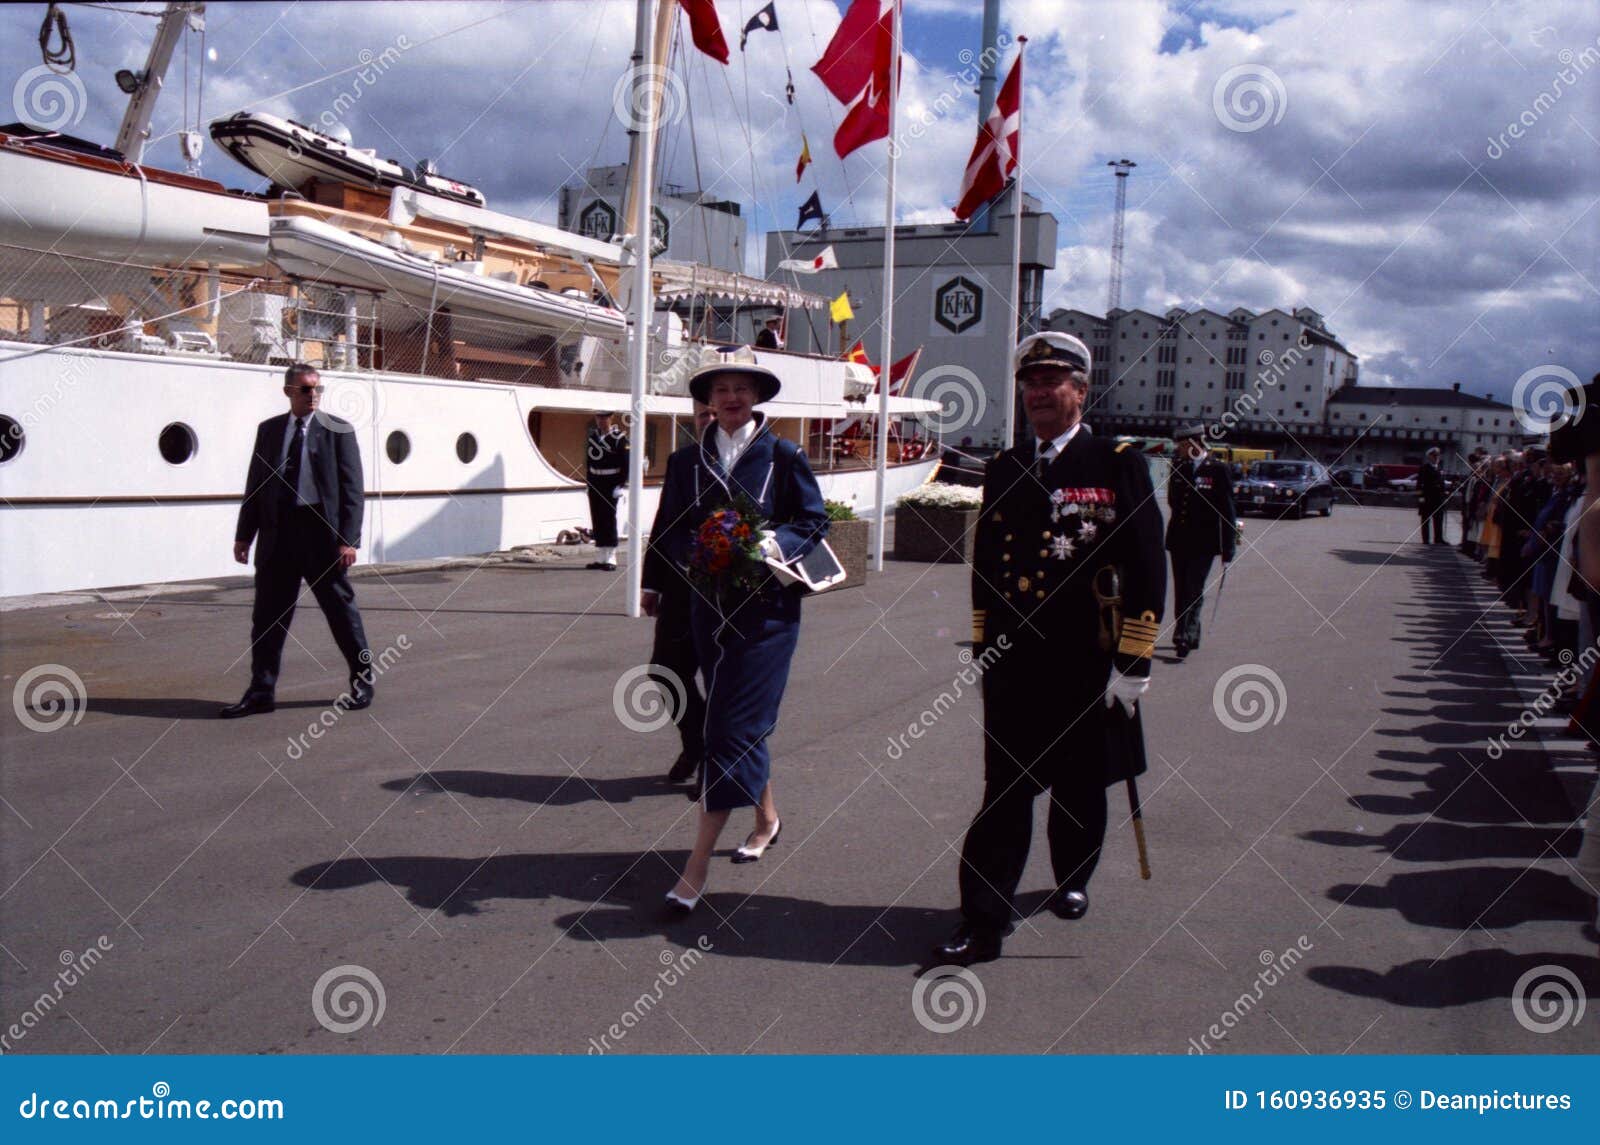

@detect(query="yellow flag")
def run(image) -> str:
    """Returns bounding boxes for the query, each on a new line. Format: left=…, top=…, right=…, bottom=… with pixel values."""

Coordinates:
left=830, top=290, right=854, bottom=324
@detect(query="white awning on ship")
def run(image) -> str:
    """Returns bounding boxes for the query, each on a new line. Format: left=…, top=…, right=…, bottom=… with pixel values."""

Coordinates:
left=653, top=260, right=826, bottom=310
left=507, top=384, right=938, bottom=420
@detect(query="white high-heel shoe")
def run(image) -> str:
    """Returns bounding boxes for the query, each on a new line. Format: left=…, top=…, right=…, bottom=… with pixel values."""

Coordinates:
left=732, top=819, right=781, bottom=864
left=664, top=876, right=703, bottom=913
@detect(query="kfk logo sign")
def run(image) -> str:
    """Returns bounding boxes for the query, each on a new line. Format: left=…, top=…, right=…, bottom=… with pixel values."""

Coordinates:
left=579, top=199, right=619, bottom=242
left=933, top=276, right=984, bottom=336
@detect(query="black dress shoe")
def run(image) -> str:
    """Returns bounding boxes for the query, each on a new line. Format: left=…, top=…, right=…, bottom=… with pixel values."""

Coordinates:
left=219, top=693, right=275, bottom=719
left=931, top=923, right=1005, bottom=967
left=666, top=750, right=700, bottom=784
left=1176, top=645, right=1190, bottom=659
left=1052, top=889, right=1089, bottom=920
left=344, top=675, right=374, bottom=710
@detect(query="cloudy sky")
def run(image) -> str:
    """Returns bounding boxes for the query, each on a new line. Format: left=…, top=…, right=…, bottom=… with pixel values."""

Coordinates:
left=4, top=0, right=1596, bottom=401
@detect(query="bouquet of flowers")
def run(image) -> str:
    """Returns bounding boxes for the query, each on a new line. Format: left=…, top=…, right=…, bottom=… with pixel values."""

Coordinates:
left=689, top=495, right=771, bottom=595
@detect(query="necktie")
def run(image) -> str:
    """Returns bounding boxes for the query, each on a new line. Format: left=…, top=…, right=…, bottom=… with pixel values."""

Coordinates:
left=1036, top=441, right=1052, bottom=478
left=283, top=417, right=305, bottom=506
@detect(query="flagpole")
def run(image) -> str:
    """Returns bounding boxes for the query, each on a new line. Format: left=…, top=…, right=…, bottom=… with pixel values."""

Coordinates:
left=1003, top=36, right=1027, bottom=451
left=872, top=0, right=901, bottom=573
left=624, top=0, right=661, bottom=620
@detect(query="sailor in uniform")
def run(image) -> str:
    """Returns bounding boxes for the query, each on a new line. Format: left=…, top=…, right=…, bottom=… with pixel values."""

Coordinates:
left=1165, top=424, right=1238, bottom=658
left=585, top=413, right=629, bottom=570
left=649, top=346, right=830, bottom=912
left=933, top=332, right=1166, bottom=967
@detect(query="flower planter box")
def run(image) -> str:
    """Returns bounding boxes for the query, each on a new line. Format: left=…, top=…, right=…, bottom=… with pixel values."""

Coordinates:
left=825, top=517, right=869, bottom=591
left=894, top=504, right=980, bottom=563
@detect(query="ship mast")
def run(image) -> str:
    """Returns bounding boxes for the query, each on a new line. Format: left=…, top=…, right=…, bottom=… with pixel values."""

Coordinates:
left=114, top=2, right=203, bottom=163
left=620, top=0, right=670, bottom=618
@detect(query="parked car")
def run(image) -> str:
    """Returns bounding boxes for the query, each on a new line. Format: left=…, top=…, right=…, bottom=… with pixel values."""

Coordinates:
left=1235, top=460, right=1336, bottom=518
left=1329, top=466, right=1365, bottom=489
left=1389, top=474, right=1419, bottom=491
left=1366, top=463, right=1421, bottom=488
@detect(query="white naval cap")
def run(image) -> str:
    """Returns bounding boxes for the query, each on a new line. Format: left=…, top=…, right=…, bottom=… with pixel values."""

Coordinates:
left=1013, top=331, right=1092, bottom=377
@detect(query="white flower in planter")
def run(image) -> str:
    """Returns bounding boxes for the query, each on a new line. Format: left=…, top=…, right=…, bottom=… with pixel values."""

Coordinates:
left=897, top=483, right=984, bottom=511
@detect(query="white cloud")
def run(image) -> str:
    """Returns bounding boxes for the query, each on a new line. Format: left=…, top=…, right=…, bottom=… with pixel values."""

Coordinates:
left=4, top=0, right=1594, bottom=399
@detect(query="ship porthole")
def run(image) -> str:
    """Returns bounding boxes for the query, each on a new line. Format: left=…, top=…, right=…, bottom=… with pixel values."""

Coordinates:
left=456, top=432, right=478, bottom=463
left=0, top=416, right=22, bottom=463
left=386, top=430, right=411, bottom=464
left=158, top=422, right=197, bottom=465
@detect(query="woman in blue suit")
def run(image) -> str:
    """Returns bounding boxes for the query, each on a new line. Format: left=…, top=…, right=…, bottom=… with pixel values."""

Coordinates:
left=651, top=346, right=829, bottom=912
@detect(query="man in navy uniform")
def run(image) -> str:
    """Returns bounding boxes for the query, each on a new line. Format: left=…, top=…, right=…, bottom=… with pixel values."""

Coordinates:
left=1166, top=424, right=1238, bottom=658
left=933, top=332, right=1166, bottom=966
left=223, top=363, right=372, bottom=717
left=585, top=412, right=629, bottom=570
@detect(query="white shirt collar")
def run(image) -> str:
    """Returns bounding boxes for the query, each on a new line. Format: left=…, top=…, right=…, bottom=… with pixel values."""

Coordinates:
left=715, top=417, right=759, bottom=471
left=1035, top=422, right=1081, bottom=462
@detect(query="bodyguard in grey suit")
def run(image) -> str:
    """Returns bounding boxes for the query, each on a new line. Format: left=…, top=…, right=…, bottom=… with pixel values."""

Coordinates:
left=221, top=363, right=372, bottom=718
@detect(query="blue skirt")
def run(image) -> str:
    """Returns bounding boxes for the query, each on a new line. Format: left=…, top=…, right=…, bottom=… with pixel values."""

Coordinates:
left=691, top=590, right=802, bottom=811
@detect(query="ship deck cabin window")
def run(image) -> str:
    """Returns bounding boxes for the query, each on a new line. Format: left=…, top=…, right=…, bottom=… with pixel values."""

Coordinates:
left=456, top=433, right=479, bottom=463
left=0, top=416, right=22, bottom=463
left=386, top=431, right=411, bottom=464
left=159, top=423, right=197, bottom=465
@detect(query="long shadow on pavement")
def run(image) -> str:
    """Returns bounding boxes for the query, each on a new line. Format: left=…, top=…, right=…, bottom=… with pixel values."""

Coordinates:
left=1301, top=546, right=1594, bottom=1005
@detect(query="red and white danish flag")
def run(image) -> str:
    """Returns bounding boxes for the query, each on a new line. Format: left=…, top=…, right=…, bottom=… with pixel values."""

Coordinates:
left=954, top=47, right=1023, bottom=221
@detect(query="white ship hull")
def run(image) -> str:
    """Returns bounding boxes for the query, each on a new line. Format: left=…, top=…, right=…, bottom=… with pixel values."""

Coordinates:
left=0, top=342, right=937, bottom=598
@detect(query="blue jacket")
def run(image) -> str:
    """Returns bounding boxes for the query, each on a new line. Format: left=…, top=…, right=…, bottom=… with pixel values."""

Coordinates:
left=651, top=413, right=829, bottom=588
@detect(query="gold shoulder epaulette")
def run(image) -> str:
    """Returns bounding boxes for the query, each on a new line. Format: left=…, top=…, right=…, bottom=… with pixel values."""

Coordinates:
left=1117, top=609, right=1159, bottom=659
left=1115, top=441, right=1134, bottom=453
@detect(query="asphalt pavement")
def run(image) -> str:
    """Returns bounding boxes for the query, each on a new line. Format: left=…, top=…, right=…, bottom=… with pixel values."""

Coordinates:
left=1, top=505, right=1596, bottom=1054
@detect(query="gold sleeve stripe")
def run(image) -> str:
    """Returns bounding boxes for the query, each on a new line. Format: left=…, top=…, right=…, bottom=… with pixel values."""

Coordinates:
left=1122, top=619, right=1160, bottom=640
left=972, top=609, right=987, bottom=644
left=1118, top=633, right=1157, bottom=659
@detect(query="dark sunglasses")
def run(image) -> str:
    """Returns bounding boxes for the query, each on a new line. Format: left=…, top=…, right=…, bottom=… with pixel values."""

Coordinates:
left=287, top=385, right=325, bottom=395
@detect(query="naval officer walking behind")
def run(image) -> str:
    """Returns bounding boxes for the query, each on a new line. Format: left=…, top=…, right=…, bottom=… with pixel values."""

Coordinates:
left=934, top=332, right=1166, bottom=966
left=1165, top=424, right=1238, bottom=658
left=223, top=363, right=373, bottom=717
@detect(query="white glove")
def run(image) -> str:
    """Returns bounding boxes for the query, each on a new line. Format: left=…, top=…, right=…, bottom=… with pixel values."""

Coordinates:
left=1104, top=669, right=1150, bottom=716
left=758, top=531, right=784, bottom=561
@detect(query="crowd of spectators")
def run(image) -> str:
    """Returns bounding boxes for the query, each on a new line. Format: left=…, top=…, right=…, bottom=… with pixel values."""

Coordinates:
left=1458, top=381, right=1600, bottom=943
